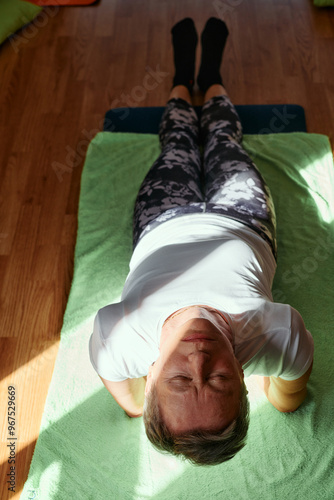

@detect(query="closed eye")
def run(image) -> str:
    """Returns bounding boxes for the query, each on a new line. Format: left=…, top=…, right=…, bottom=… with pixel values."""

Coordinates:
left=170, top=375, right=228, bottom=382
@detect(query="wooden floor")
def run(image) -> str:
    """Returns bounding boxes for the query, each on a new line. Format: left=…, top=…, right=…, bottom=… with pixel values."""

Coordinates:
left=0, top=0, right=333, bottom=498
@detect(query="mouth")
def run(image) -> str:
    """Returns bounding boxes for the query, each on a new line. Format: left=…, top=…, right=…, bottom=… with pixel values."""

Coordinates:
left=182, top=334, right=217, bottom=342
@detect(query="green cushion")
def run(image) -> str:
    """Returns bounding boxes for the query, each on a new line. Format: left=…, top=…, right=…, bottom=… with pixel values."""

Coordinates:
left=313, top=0, right=334, bottom=6
left=0, top=0, right=42, bottom=46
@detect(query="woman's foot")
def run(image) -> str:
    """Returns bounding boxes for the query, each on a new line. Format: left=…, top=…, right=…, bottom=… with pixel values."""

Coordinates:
left=171, top=18, right=198, bottom=94
left=197, top=17, right=229, bottom=94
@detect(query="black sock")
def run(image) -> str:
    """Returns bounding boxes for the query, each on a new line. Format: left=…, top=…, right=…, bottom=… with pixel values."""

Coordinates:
left=171, top=18, right=198, bottom=94
left=197, top=17, right=229, bottom=93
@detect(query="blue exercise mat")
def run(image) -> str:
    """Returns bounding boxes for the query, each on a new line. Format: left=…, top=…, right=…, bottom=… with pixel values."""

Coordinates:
left=103, top=104, right=307, bottom=134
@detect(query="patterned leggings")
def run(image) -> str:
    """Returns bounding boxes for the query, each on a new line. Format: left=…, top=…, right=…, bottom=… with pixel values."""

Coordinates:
left=133, top=95, right=277, bottom=258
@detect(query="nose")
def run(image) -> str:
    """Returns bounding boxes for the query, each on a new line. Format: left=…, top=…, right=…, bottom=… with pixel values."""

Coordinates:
left=187, top=350, right=210, bottom=381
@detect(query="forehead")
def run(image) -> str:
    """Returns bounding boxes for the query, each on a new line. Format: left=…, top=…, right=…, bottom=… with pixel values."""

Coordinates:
left=157, top=383, right=240, bottom=433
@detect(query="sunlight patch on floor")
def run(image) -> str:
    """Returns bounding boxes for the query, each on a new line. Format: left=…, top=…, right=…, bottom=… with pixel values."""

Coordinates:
left=134, top=423, right=189, bottom=498
left=300, top=152, right=334, bottom=223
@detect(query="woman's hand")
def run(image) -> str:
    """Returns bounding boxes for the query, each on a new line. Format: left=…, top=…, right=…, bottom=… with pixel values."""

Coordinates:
left=125, top=411, right=143, bottom=418
left=99, top=375, right=146, bottom=416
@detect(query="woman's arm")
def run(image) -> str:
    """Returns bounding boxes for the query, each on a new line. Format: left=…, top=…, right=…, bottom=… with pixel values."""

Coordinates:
left=99, top=376, right=147, bottom=418
left=262, top=361, right=313, bottom=413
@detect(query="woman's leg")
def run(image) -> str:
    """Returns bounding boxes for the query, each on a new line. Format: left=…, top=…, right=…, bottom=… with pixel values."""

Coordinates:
left=201, top=84, right=277, bottom=257
left=133, top=85, right=203, bottom=248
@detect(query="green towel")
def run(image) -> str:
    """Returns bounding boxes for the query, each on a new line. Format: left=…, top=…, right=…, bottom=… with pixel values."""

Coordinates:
left=21, top=132, right=334, bottom=500
left=0, top=0, right=42, bottom=47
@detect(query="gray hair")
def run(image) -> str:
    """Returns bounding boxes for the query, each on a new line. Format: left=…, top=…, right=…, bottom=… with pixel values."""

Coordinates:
left=143, top=380, right=250, bottom=465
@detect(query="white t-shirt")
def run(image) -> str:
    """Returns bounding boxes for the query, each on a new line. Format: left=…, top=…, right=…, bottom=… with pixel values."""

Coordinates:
left=89, top=214, right=314, bottom=382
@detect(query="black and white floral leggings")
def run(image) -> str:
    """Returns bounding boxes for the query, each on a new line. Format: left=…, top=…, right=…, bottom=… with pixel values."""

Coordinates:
left=133, top=95, right=277, bottom=259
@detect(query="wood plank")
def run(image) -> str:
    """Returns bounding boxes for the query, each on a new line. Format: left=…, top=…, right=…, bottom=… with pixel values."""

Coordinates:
left=1, top=1, right=334, bottom=498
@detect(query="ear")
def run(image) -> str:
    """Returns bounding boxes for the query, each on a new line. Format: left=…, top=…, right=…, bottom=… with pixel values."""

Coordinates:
left=236, top=359, right=244, bottom=379
left=145, top=363, right=155, bottom=396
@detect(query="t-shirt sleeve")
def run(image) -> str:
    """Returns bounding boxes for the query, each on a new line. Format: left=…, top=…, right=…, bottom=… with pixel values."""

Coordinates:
left=278, top=307, right=314, bottom=380
left=89, top=303, right=138, bottom=382
left=241, top=304, right=314, bottom=380
left=89, top=311, right=129, bottom=382
left=89, top=304, right=159, bottom=382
